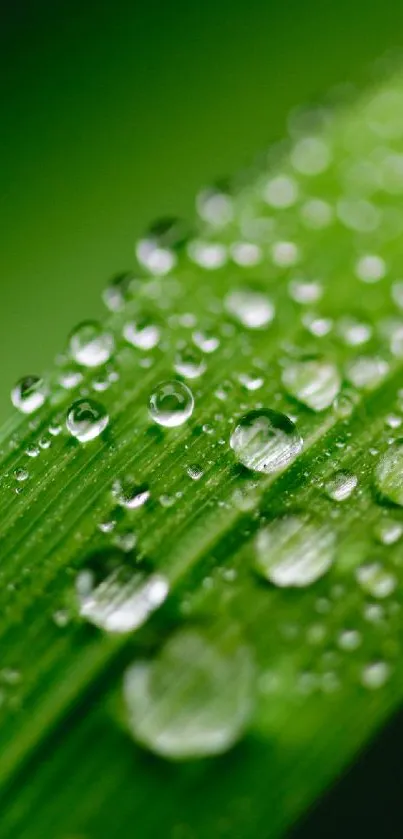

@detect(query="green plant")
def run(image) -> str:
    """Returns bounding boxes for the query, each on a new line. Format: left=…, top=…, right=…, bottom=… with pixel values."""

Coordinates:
left=2, top=67, right=403, bottom=839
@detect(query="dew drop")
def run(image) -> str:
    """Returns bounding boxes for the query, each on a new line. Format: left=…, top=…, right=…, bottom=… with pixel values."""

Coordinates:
left=224, top=289, right=275, bottom=329
left=238, top=372, right=264, bottom=391
left=174, top=345, right=207, bottom=379
left=337, top=629, right=362, bottom=651
left=325, top=471, right=358, bottom=502
left=374, top=517, right=403, bottom=545
left=291, top=137, right=331, bottom=175
left=186, top=464, right=204, bottom=481
left=255, top=513, right=336, bottom=587
left=356, top=562, right=397, bottom=599
left=192, top=328, right=220, bottom=354
left=149, top=381, right=194, bottom=428
left=112, top=477, right=150, bottom=510
left=14, top=468, right=29, bottom=482
left=136, top=217, right=187, bottom=276
left=76, top=557, right=168, bottom=634
left=102, top=272, right=134, bottom=312
left=345, top=356, right=389, bottom=390
left=300, top=198, right=333, bottom=229
left=282, top=358, right=341, bottom=411
left=122, top=629, right=255, bottom=759
left=187, top=240, right=227, bottom=270
left=123, top=314, right=161, bottom=350
left=263, top=174, right=298, bottom=208
left=69, top=321, right=114, bottom=368
left=66, top=398, right=109, bottom=442
left=11, top=376, right=48, bottom=415
left=375, top=441, right=403, bottom=506
left=355, top=254, right=386, bottom=284
left=360, top=661, right=390, bottom=690
left=230, top=409, right=302, bottom=474
left=289, top=279, right=322, bottom=305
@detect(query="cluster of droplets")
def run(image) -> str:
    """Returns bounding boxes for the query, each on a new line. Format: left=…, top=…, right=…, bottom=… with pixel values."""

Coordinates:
left=10, top=74, right=403, bottom=763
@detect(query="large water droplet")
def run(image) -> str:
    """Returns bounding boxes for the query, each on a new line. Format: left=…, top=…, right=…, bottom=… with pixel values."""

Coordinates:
left=66, top=398, right=109, bottom=442
left=282, top=358, right=341, bottom=411
left=11, top=376, right=48, bottom=414
left=69, top=321, right=114, bottom=368
left=123, top=629, right=255, bottom=759
left=375, top=441, right=403, bottom=506
left=149, top=381, right=194, bottom=428
left=255, top=514, right=336, bottom=587
left=224, top=289, right=275, bottom=329
left=230, top=409, right=302, bottom=474
left=76, top=555, right=168, bottom=633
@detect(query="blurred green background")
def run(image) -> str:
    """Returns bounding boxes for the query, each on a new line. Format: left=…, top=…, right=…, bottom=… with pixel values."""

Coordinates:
left=2, top=1, right=403, bottom=834
left=2, top=0, right=403, bottom=425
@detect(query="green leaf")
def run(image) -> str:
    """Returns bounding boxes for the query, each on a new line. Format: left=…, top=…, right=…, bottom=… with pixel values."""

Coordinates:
left=2, top=68, right=403, bottom=839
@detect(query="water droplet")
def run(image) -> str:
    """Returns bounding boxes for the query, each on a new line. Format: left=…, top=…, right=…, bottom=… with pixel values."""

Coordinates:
left=174, top=345, right=207, bottom=379
left=361, top=661, right=390, bottom=690
left=230, top=241, right=262, bottom=266
left=76, top=558, right=168, bottom=634
left=66, top=399, right=109, bottom=442
left=196, top=185, right=234, bottom=228
left=102, top=272, right=134, bottom=312
left=238, top=372, right=264, bottom=391
left=356, top=562, right=397, bottom=599
left=263, top=174, right=298, bottom=208
left=230, top=409, right=302, bottom=474
left=225, top=289, right=275, bottom=329
left=355, top=254, right=386, bottom=283
left=192, top=328, right=220, bottom=353
left=291, top=137, right=331, bottom=175
left=337, top=316, right=372, bottom=347
left=59, top=369, right=83, bottom=390
left=149, top=381, right=194, bottom=428
left=282, top=359, right=341, bottom=411
left=255, top=513, right=336, bottom=587
left=289, top=279, right=322, bottom=305
left=300, top=198, right=333, bottom=229
left=271, top=240, right=300, bottom=267
left=374, top=517, right=403, bottom=545
left=325, top=471, right=358, bottom=502
left=123, top=629, right=255, bottom=759
left=123, top=314, right=161, bottom=350
left=186, top=464, right=204, bottom=481
left=337, top=629, right=362, bottom=651
left=375, top=441, right=403, bottom=506
left=11, top=376, right=47, bottom=414
left=345, top=356, right=389, bottom=390
left=112, top=529, right=137, bottom=553
left=69, top=321, right=114, bottom=368
left=136, top=217, right=187, bottom=275
left=333, top=389, right=359, bottom=418
left=14, top=468, right=29, bottom=482
left=112, top=477, right=150, bottom=509
left=187, top=240, right=227, bottom=270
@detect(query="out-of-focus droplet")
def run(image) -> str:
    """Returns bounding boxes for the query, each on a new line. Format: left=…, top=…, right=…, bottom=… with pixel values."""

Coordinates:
left=263, top=174, right=298, bottom=208
left=136, top=217, right=188, bottom=276
left=291, top=137, right=331, bottom=175
left=355, top=254, right=386, bottom=283
left=149, top=381, right=194, bottom=428
left=66, top=398, right=109, bottom=442
left=225, top=288, right=275, bottom=330
left=345, top=356, right=389, bottom=390
left=360, top=661, right=390, bottom=690
left=76, top=555, right=168, bottom=634
left=230, top=409, right=302, bottom=474
left=102, top=272, right=134, bottom=312
left=174, top=345, right=207, bottom=379
left=282, top=358, right=341, bottom=411
left=356, top=561, right=397, bottom=599
left=69, top=321, right=114, bottom=368
left=123, top=629, right=255, bottom=759
left=123, top=313, right=161, bottom=350
left=375, top=441, right=403, bottom=506
left=255, top=513, right=336, bottom=587
left=11, top=376, right=48, bottom=415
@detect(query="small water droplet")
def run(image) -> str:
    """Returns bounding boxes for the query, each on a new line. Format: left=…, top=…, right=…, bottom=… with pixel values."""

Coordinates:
left=289, top=279, right=322, bottom=305
left=345, top=356, right=389, bottom=390
left=112, top=477, right=150, bottom=510
left=76, top=553, right=168, bottom=633
left=122, top=629, right=255, bottom=759
left=66, top=399, right=109, bottom=442
left=186, top=464, right=204, bottom=481
left=263, top=174, right=298, bottom=208
left=136, top=217, right=187, bottom=275
left=187, top=240, right=227, bottom=270
left=123, top=313, right=161, bottom=350
left=238, top=372, right=264, bottom=391
left=102, top=272, right=134, bottom=312
left=282, top=358, right=341, bottom=411
left=375, top=440, right=403, bottom=506
left=361, top=661, right=390, bottom=690
left=374, top=517, right=403, bottom=545
left=291, top=137, right=331, bottom=175
left=14, top=468, right=29, bottom=483
left=230, top=409, right=302, bottom=474
left=255, top=513, right=336, bottom=587
left=11, top=376, right=48, bottom=414
left=192, top=328, right=220, bottom=353
left=356, top=562, right=397, bottom=599
left=69, top=322, right=114, bottom=368
left=355, top=254, right=386, bottom=283
left=325, top=471, right=358, bottom=501
left=337, top=629, right=362, bottom=651
left=225, top=289, right=275, bottom=329
left=300, top=198, right=333, bottom=228
left=174, top=345, right=207, bottom=379
left=149, top=381, right=194, bottom=428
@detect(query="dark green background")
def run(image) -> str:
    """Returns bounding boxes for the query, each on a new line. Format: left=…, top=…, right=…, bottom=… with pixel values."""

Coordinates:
left=1, top=1, right=403, bottom=834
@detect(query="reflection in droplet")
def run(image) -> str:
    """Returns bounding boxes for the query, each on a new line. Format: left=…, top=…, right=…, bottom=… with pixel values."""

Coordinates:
left=123, top=629, right=255, bottom=759
left=230, top=410, right=302, bottom=474
left=255, top=513, right=336, bottom=587
left=66, top=399, right=109, bottom=442
left=149, top=381, right=194, bottom=428
left=11, top=376, right=48, bottom=415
